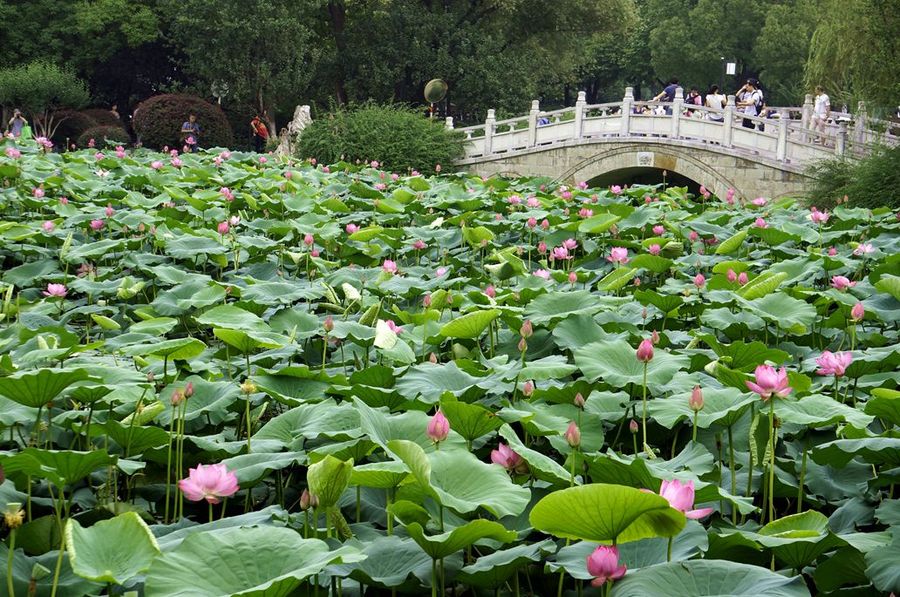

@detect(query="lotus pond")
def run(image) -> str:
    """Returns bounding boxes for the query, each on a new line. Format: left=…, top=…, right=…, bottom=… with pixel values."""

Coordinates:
left=0, top=140, right=898, bottom=597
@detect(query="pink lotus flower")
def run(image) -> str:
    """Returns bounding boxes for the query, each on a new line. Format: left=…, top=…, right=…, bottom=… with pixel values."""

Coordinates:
left=533, top=269, right=551, bottom=280
left=303, top=233, right=315, bottom=246
left=94, top=152, right=105, bottom=160
left=727, top=269, right=737, bottom=283
left=754, top=217, right=767, bottom=228
left=105, top=204, right=115, bottom=217
left=5, top=147, right=21, bottom=158
left=815, top=351, right=853, bottom=377
left=217, top=221, right=230, bottom=235
left=851, top=302, right=864, bottom=321
left=658, top=479, right=713, bottom=519
left=220, top=187, right=235, bottom=201
left=746, top=365, right=792, bottom=400
left=322, top=166, right=330, bottom=173
left=752, top=197, right=767, bottom=206
left=491, top=443, right=527, bottom=473
left=484, top=285, right=496, bottom=299
left=427, top=410, right=450, bottom=443
left=32, top=187, right=44, bottom=199
left=651, top=330, right=660, bottom=345
left=693, top=273, right=706, bottom=288
left=90, top=219, right=105, bottom=231
left=43, top=283, right=67, bottom=298
left=171, top=158, right=183, bottom=168
left=688, top=231, right=699, bottom=242
left=526, top=197, right=541, bottom=208
left=385, top=320, right=402, bottom=334
left=526, top=217, right=537, bottom=229
left=653, top=225, right=665, bottom=236
left=115, top=146, right=126, bottom=158
left=422, top=294, right=432, bottom=308
left=562, top=238, right=578, bottom=250
left=586, top=546, right=627, bottom=587
left=827, top=247, right=837, bottom=256
left=178, top=463, right=239, bottom=504
left=552, top=246, right=571, bottom=261
left=607, top=247, right=629, bottom=264
left=831, top=275, right=856, bottom=291
left=636, top=339, right=654, bottom=362
left=689, top=386, right=704, bottom=411
left=699, top=185, right=711, bottom=198
left=374, top=182, right=386, bottom=191
left=42, top=220, right=55, bottom=232
left=151, top=160, right=163, bottom=170
left=213, top=156, right=223, bottom=167
left=412, top=239, right=426, bottom=250
left=382, top=259, right=398, bottom=274
left=522, top=380, right=534, bottom=396
left=568, top=271, right=578, bottom=284
left=259, top=156, right=268, bottom=164
left=648, top=244, right=661, bottom=256
left=508, top=195, right=522, bottom=205
left=540, top=219, right=549, bottom=230
left=564, top=421, right=581, bottom=447
left=579, top=207, right=593, bottom=218
left=346, top=223, right=359, bottom=234
left=810, top=209, right=830, bottom=224
left=610, top=185, right=623, bottom=195
left=229, top=215, right=240, bottom=227
left=853, top=243, right=874, bottom=256
left=435, top=266, right=447, bottom=278
left=574, top=393, right=585, bottom=408
left=629, top=419, right=639, bottom=434
left=537, top=241, right=547, bottom=255
left=738, top=272, right=749, bottom=285
left=561, top=190, right=573, bottom=200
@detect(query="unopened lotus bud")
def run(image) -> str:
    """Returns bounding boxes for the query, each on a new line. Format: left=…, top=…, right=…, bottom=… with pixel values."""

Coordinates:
left=423, top=294, right=432, bottom=308
left=429, top=352, right=438, bottom=364
left=299, top=489, right=311, bottom=511
left=689, top=385, right=704, bottom=412
left=850, top=302, right=864, bottom=322
left=520, top=319, right=533, bottom=338
left=522, top=380, right=534, bottom=397
left=170, top=389, right=185, bottom=406
left=517, top=337, right=527, bottom=352
left=323, top=315, right=334, bottom=333
left=565, top=421, right=581, bottom=448
left=651, top=330, right=660, bottom=345
left=629, top=419, right=639, bottom=434
left=184, top=382, right=194, bottom=398
left=574, top=393, right=585, bottom=408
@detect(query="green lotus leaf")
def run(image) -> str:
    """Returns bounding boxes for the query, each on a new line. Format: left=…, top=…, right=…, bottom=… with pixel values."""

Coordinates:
left=65, top=512, right=160, bottom=585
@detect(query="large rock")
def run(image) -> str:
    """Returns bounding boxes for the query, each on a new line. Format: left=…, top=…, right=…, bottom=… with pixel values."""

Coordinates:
left=275, top=105, right=312, bottom=157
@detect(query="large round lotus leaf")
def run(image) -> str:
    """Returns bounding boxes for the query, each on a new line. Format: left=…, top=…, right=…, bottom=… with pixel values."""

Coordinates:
left=0, top=368, right=90, bottom=408
left=65, top=512, right=160, bottom=585
left=609, top=560, right=811, bottom=596
left=574, top=339, right=689, bottom=387
left=530, top=483, right=685, bottom=544
left=144, top=527, right=359, bottom=597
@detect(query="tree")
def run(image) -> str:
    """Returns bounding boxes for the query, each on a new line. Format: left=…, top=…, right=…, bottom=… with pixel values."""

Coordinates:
left=752, top=2, right=816, bottom=106
left=0, top=61, right=90, bottom=138
left=166, top=0, right=320, bottom=136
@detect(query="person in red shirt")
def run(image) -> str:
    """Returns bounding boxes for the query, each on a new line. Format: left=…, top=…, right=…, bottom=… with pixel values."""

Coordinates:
left=250, top=114, right=269, bottom=152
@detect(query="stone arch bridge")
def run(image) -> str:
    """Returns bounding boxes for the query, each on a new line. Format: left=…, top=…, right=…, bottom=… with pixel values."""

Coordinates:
left=449, top=87, right=897, bottom=198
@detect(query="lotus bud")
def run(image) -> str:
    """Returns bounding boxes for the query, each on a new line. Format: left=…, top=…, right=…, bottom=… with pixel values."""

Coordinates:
left=651, top=330, right=660, bottom=345
left=520, top=320, right=533, bottom=338
left=629, top=419, right=639, bottom=434
left=565, top=421, right=581, bottom=448
left=423, top=294, right=432, bottom=308
left=574, top=393, right=585, bottom=408
left=689, top=386, right=704, bottom=411
left=517, top=337, right=527, bottom=352
left=738, top=272, right=749, bottom=285
left=299, top=489, right=311, bottom=511
left=850, top=302, right=864, bottom=322
left=323, top=315, right=334, bottom=333
left=427, top=410, right=450, bottom=443
left=429, top=352, right=438, bottom=364
left=522, top=380, right=534, bottom=397
left=184, top=382, right=194, bottom=398
left=171, top=389, right=185, bottom=406
left=636, top=339, right=654, bottom=362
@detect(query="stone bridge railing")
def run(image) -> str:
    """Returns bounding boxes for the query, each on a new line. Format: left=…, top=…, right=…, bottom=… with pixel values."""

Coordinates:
left=449, top=87, right=898, bottom=169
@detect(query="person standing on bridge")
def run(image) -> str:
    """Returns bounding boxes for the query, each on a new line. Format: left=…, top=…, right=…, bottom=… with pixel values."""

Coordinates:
left=705, top=85, right=726, bottom=122
left=652, top=78, right=680, bottom=114
left=811, top=85, right=831, bottom=144
left=736, top=79, right=762, bottom=129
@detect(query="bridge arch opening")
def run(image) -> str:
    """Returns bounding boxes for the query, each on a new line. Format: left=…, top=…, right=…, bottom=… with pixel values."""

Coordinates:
left=586, top=167, right=702, bottom=195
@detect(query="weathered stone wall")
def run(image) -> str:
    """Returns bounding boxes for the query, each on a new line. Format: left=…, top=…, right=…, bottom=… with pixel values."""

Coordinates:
left=459, top=139, right=812, bottom=199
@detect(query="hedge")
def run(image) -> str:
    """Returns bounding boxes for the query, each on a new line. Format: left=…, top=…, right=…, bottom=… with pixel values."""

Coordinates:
left=133, top=94, right=233, bottom=150
left=77, top=125, right=130, bottom=148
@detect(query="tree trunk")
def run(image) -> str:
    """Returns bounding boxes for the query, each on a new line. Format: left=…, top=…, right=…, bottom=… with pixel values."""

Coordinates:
left=328, top=1, right=348, bottom=105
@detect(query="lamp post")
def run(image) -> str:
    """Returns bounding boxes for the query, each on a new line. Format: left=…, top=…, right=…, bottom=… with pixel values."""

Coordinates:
left=720, top=57, right=725, bottom=92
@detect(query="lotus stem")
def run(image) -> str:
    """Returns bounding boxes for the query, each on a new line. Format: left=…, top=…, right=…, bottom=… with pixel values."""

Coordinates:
left=48, top=486, right=66, bottom=597
left=641, top=362, right=654, bottom=458
left=667, top=536, right=673, bottom=562
left=768, top=398, right=776, bottom=523
left=728, top=424, right=737, bottom=524
left=797, top=442, right=808, bottom=514
left=7, top=527, right=16, bottom=597
left=691, top=410, right=698, bottom=443
left=164, top=407, right=177, bottom=524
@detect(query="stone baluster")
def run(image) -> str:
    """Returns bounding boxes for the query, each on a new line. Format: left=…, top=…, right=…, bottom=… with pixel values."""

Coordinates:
left=722, top=95, right=735, bottom=147
left=528, top=100, right=539, bottom=147
left=621, top=87, right=633, bottom=136
left=776, top=109, right=788, bottom=161
left=670, top=87, right=684, bottom=139
left=835, top=122, right=847, bottom=156
left=854, top=101, right=867, bottom=145
left=445, top=116, right=454, bottom=130
left=801, top=94, right=813, bottom=143
left=574, top=91, right=586, bottom=140
left=484, top=109, right=496, bottom=156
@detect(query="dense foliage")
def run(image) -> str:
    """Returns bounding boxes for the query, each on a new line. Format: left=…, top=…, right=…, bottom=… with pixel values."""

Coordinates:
left=0, top=61, right=90, bottom=137
left=1, top=0, right=897, bottom=126
left=0, top=138, right=897, bottom=596
left=296, top=104, right=465, bottom=173
left=133, top=94, right=233, bottom=150
left=76, top=125, right=130, bottom=148
left=807, top=145, right=900, bottom=210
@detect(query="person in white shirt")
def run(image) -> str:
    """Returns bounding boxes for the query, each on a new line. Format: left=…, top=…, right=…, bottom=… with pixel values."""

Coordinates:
left=812, top=85, right=831, bottom=143
left=705, top=85, right=726, bottom=121
left=736, top=79, right=763, bottom=128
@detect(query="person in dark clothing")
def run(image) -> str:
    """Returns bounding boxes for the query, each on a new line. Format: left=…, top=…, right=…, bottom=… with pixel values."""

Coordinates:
left=652, top=78, right=680, bottom=114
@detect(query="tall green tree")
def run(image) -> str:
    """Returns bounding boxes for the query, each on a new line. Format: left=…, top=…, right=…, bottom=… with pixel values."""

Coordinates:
left=0, top=61, right=90, bottom=137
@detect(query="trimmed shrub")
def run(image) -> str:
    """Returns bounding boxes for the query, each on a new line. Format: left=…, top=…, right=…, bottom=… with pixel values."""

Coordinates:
left=81, top=108, right=123, bottom=128
left=133, top=94, right=233, bottom=150
left=77, top=125, right=129, bottom=148
left=806, top=145, right=900, bottom=209
left=52, top=110, right=97, bottom=147
left=295, top=103, right=464, bottom=173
